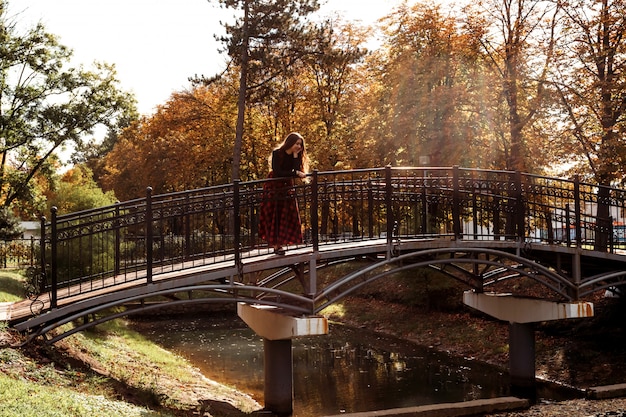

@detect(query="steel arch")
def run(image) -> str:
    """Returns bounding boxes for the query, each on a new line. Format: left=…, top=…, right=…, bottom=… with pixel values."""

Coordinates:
left=313, top=248, right=578, bottom=314
left=24, top=284, right=315, bottom=345
left=580, top=271, right=626, bottom=298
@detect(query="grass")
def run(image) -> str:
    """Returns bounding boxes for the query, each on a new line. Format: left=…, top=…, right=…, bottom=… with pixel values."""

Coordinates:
left=0, top=270, right=27, bottom=302
left=0, top=269, right=259, bottom=417
left=0, top=373, right=167, bottom=417
left=0, top=333, right=176, bottom=417
left=55, top=317, right=259, bottom=414
left=0, top=316, right=259, bottom=416
left=72, top=320, right=197, bottom=401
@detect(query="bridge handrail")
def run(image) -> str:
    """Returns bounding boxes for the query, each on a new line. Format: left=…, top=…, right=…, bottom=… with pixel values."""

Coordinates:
left=36, top=166, right=626, bottom=308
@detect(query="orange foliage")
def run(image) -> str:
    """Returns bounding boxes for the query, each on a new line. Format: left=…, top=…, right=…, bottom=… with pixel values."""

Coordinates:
left=100, top=84, right=237, bottom=200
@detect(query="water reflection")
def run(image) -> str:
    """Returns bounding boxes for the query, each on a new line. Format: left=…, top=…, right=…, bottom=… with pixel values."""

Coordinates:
left=292, top=325, right=509, bottom=415
left=131, top=313, right=513, bottom=416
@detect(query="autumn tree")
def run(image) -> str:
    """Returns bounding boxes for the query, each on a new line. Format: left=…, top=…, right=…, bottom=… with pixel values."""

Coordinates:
left=553, top=0, right=626, bottom=185
left=367, top=3, right=482, bottom=167
left=239, top=18, right=369, bottom=174
left=300, top=18, right=368, bottom=170
left=72, top=106, right=139, bottom=186
left=0, top=1, right=136, bottom=216
left=549, top=0, right=626, bottom=249
left=201, top=0, right=320, bottom=181
left=101, top=80, right=238, bottom=200
left=463, top=0, right=560, bottom=171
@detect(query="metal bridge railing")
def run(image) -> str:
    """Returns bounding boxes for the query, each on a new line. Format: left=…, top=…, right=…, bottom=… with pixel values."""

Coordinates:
left=36, top=166, right=626, bottom=308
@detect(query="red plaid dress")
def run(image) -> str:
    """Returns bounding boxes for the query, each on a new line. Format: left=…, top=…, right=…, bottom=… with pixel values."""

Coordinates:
left=259, top=172, right=303, bottom=246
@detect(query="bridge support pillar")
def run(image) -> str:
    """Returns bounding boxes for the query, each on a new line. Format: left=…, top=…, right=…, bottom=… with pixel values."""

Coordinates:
left=509, top=322, right=536, bottom=395
left=463, top=291, right=594, bottom=396
left=264, top=338, right=293, bottom=415
left=237, top=303, right=328, bottom=415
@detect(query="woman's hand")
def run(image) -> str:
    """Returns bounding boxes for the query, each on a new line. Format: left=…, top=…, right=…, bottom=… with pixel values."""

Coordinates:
left=296, top=170, right=306, bottom=178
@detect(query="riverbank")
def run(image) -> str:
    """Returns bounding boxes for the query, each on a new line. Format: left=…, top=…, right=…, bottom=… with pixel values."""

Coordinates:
left=2, top=265, right=626, bottom=416
left=328, top=287, right=626, bottom=390
left=0, top=316, right=261, bottom=416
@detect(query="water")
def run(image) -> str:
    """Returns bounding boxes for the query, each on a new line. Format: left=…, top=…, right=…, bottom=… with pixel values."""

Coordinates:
left=131, top=313, right=519, bottom=416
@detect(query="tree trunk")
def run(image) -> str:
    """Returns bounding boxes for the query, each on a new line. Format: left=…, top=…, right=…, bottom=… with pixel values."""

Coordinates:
left=232, top=0, right=250, bottom=182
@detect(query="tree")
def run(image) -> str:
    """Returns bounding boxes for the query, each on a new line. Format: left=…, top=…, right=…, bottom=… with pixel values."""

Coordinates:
left=100, top=81, right=239, bottom=200
left=0, top=206, right=22, bottom=240
left=46, top=165, right=117, bottom=214
left=554, top=0, right=626, bottom=186
left=551, top=0, right=626, bottom=249
left=368, top=3, right=483, bottom=167
left=72, top=105, right=139, bottom=187
left=301, top=18, right=368, bottom=170
left=0, top=1, right=136, bottom=215
left=201, top=0, right=320, bottom=180
left=464, top=0, right=560, bottom=171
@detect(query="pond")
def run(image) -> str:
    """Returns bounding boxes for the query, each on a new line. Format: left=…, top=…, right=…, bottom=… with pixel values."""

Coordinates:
left=130, top=313, right=577, bottom=416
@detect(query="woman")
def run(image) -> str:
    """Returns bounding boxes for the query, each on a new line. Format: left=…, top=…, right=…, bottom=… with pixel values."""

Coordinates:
left=259, top=132, right=309, bottom=255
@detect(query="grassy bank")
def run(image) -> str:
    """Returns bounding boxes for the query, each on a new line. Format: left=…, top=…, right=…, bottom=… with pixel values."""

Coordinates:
left=0, top=271, right=260, bottom=417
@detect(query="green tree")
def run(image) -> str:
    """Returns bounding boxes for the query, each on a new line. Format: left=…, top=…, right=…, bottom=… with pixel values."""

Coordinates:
left=0, top=206, right=22, bottom=240
left=0, top=1, right=136, bottom=214
left=46, top=165, right=117, bottom=214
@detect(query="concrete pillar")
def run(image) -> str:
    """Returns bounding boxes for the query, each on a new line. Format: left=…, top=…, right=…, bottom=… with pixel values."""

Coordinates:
left=264, top=338, right=293, bottom=415
left=463, top=291, right=594, bottom=400
left=237, top=303, right=328, bottom=415
left=509, top=322, right=536, bottom=399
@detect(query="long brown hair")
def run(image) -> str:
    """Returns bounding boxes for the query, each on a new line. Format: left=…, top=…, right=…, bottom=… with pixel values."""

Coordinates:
left=267, top=132, right=310, bottom=173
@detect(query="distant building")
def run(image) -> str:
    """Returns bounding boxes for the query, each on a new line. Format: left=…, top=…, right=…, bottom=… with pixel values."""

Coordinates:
left=19, top=221, right=40, bottom=239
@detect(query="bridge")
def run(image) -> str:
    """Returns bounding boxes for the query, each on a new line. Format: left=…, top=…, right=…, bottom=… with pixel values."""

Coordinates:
left=3, top=166, right=626, bottom=414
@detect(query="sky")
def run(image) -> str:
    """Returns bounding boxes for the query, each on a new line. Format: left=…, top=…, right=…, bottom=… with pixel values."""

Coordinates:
left=13, top=0, right=411, bottom=116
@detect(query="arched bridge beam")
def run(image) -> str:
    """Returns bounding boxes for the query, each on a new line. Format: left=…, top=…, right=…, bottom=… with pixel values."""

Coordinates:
left=257, top=256, right=375, bottom=294
left=313, top=248, right=577, bottom=314
left=579, top=271, right=626, bottom=298
left=23, top=284, right=314, bottom=345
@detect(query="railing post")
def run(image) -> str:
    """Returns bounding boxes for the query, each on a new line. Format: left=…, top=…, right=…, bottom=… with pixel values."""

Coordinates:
left=573, top=175, right=582, bottom=248
left=39, top=214, right=47, bottom=295
left=565, top=204, right=572, bottom=247
left=114, top=202, right=120, bottom=276
left=184, top=194, right=191, bottom=261
left=311, top=170, right=319, bottom=252
left=609, top=216, right=615, bottom=253
left=233, top=179, right=241, bottom=272
left=421, top=170, right=428, bottom=234
left=145, top=187, right=153, bottom=284
left=515, top=171, right=525, bottom=241
left=50, top=207, right=58, bottom=309
left=452, top=166, right=462, bottom=240
left=368, top=179, right=374, bottom=238
left=385, top=165, right=393, bottom=251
